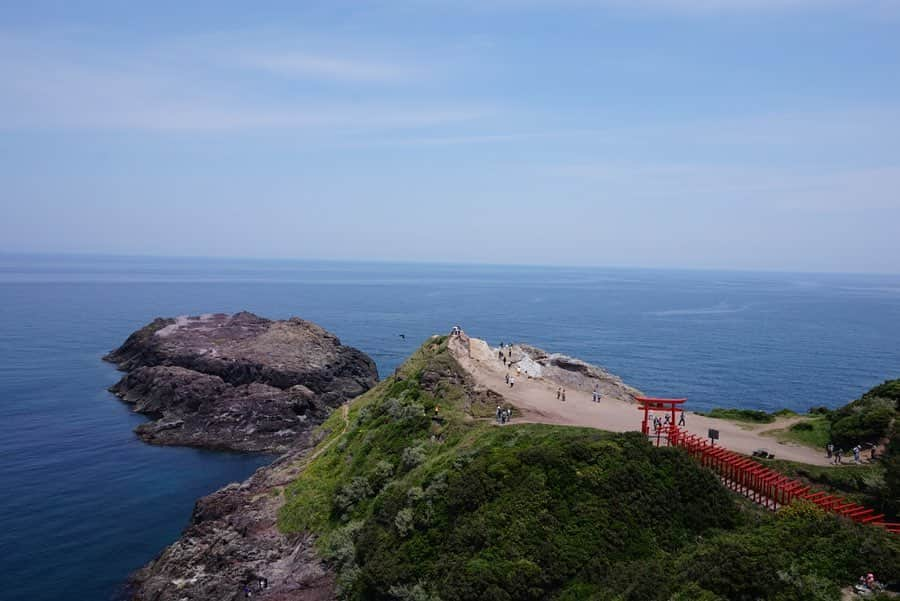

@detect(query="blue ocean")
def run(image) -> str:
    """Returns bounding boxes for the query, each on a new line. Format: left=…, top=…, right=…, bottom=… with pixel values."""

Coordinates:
left=1, top=254, right=899, bottom=600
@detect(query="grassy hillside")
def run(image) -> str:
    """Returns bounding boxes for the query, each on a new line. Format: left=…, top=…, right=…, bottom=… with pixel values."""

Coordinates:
left=279, top=338, right=900, bottom=600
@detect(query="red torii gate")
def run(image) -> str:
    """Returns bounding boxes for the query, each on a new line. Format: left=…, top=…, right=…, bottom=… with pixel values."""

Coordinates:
left=636, top=396, right=685, bottom=439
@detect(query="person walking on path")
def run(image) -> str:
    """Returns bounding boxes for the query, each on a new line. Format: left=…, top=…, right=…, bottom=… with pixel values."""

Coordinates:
left=678, top=412, right=686, bottom=427
left=853, top=445, right=861, bottom=464
left=556, top=387, right=561, bottom=400
left=509, top=376, right=515, bottom=388
left=826, top=443, right=834, bottom=459
left=505, top=373, right=509, bottom=385
left=561, top=388, right=567, bottom=402
left=592, top=388, right=599, bottom=402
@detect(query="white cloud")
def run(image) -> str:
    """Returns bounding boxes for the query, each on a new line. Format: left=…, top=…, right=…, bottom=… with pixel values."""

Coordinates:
left=236, top=52, right=417, bottom=83
left=545, top=162, right=900, bottom=211
left=436, top=0, right=897, bottom=16
left=0, top=33, right=481, bottom=132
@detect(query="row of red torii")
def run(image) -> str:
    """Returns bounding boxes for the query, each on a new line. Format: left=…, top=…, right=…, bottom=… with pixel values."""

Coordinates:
left=635, top=396, right=900, bottom=535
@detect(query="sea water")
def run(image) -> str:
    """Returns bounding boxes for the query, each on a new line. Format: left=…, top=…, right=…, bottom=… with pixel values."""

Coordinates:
left=1, top=254, right=899, bottom=600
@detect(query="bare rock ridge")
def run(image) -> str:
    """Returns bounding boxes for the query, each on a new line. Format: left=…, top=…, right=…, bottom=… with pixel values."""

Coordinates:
left=105, top=312, right=378, bottom=452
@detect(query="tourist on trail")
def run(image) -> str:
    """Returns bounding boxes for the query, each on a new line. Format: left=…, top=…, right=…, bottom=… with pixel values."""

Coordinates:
left=826, top=443, right=833, bottom=459
left=853, top=445, right=861, bottom=464
left=592, top=388, right=599, bottom=402
left=834, top=449, right=843, bottom=465
left=678, top=412, right=686, bottom=427
left=561, top=388, right=567, bottom=402
left=509, top=376, right=515, bottom=388
left=556, top=387, right=561, bottom=400
left=496, top=406, right=502, bottom=423
left=505, top=373, right=509, bottom=385
left=663, top=414, right=671, bottom=426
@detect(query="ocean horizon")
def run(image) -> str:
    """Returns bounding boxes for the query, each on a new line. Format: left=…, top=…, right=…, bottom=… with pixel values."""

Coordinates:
left=1, top=253, right=899, bottom=600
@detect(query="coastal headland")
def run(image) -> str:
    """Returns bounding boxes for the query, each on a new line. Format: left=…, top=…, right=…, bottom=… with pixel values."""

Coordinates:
left=110, top=323, right=899, bottom=600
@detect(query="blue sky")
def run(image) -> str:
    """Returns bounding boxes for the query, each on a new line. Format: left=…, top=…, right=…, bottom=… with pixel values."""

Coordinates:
left=1, top=0, right=899, bottom=272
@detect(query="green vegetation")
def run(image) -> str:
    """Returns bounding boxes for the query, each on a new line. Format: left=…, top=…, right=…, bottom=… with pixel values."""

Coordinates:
left=764, top=416, right=831, bottom=449
left=764, top=379, right=900, bottom=518
left=279, top=341, right=900, bottom=599
left=827, top=381, right=899, bottom=449
left=764, top=458, right=887, bottom=509
left=698, top=408, right=777, bottom=423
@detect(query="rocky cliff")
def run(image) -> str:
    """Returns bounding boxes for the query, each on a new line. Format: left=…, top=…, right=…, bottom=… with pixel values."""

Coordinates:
left=129, top=444, right=335, bottom=601
left=106, top=312, right=378, bottom=453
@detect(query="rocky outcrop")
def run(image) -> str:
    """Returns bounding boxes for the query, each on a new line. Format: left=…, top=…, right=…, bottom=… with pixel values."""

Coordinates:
left=129, top=443, right=335, bottom=601
left=106, top=312, right=378, bottom=452
left=512, top=343, right=641, bottom=400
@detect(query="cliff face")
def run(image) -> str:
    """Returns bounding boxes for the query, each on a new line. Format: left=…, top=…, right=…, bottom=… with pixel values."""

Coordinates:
left=106, top=312, right=378, bottom=452
left=129, top=446, right=335, bottom=601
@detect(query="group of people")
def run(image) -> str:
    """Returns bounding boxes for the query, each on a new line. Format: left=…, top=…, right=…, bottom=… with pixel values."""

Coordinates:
left=826, top=443, right=874, bottom=465
left=450, top=325, right=463, bottom=337
left=495, top=405, right=513, bottom=424
left=498, top=342, right=514, bottom=367
left=504, top=373, right=516, bottom=387
left=650, top=412, right=686, bottom=431
left=556, top=387, right=567, bottom=402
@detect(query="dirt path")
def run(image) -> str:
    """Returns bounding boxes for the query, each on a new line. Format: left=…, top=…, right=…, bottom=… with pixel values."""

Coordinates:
left=450, top=334, right=832, bottom=466
left=307, top=403, right=350, bottom=463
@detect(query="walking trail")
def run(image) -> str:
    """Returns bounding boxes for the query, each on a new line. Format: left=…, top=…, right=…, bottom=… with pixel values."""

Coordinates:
left=449, top=333, right=831, bottom=466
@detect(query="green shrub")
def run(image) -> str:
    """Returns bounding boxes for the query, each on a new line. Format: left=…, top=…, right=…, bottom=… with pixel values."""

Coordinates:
left=830, top=405, right=894, bottom=447
left=701, top=408, right=776, bottom=423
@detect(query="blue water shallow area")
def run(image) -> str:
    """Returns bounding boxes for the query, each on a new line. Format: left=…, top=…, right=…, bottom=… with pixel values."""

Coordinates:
left=1, top=253, right=899, bottom=600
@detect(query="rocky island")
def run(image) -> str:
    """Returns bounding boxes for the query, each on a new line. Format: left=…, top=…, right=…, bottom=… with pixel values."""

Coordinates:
left=105, top=312, right=378, bottom=453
